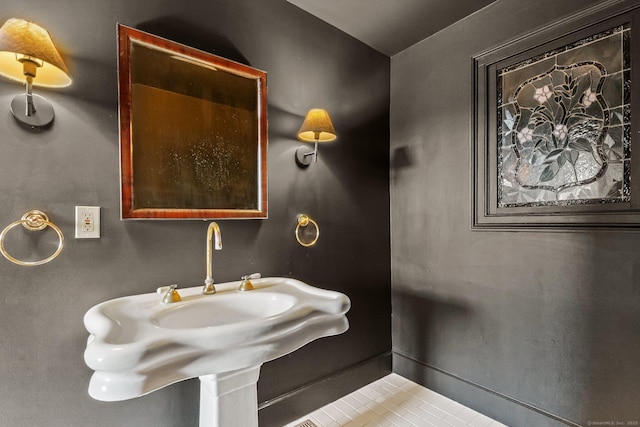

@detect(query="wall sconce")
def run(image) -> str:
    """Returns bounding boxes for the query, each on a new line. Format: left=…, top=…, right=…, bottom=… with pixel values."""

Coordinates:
left=295, top=108, right=337, bottom=167
left=0, top=18, right=71, bottom=128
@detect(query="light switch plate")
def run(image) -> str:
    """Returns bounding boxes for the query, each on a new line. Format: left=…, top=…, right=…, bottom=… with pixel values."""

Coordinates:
left=75, top=206, right=100, bottom=239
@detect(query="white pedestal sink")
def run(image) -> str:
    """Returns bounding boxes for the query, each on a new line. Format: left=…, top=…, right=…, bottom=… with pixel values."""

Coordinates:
left=83, top=277, right=350, bottom=426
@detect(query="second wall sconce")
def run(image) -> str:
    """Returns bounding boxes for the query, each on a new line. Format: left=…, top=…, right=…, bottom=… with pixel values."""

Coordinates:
left=0, top=18, right=72, bottom=128
left=295, top=108, right=337, bottom=167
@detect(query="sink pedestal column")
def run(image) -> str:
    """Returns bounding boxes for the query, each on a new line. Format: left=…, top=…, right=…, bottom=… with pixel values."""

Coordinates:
left=199, top=365, right=261, bottom=427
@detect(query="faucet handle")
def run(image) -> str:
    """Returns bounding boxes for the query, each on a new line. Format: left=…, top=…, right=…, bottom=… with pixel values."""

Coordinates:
left=157, top=284, right=182, bottom=304
left=157, top=284, right=177, bottom=294
left=238, top=273, right=261, bottom=292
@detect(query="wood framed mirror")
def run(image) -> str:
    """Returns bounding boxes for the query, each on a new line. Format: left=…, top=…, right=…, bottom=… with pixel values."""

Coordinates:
left=117, top=24, right=268, bottom=219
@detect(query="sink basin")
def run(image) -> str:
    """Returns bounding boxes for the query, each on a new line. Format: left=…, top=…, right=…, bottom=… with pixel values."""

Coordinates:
left=83, top=277, right=350, bottom=402
left=151, top=292, right=298, bottom=329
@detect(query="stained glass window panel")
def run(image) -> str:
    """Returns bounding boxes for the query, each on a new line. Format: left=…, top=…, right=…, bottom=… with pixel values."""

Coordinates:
left=497, top=25, right=631, bottom=208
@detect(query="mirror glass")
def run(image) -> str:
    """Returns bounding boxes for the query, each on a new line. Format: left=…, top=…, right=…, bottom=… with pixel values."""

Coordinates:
left=118, top=25, right=268, bottom=219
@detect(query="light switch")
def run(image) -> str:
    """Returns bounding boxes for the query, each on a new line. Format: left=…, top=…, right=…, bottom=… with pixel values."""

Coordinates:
left=75, top=206, right=100, bottom=239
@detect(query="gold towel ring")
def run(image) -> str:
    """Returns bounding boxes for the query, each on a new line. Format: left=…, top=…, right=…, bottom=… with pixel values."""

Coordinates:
left=295, top=214, right=319, bottom=247
left=0, top=210, right=64, bottom=266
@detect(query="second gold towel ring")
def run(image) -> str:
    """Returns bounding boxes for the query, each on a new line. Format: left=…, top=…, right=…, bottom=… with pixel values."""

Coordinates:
left=0, top=210, right=65, bottom=266
left=295, top=214, right=319, bottom=247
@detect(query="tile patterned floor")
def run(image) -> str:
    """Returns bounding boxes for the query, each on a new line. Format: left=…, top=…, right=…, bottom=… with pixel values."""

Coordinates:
left=284, top=373, right=508, bottom=427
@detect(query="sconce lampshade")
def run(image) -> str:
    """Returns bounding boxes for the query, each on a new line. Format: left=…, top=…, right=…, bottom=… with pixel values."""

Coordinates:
left=0, top=18, right=71, bottom=88
left=297, top=108, right=337, bottom=142
left=295, top=108, right=337, bottom=167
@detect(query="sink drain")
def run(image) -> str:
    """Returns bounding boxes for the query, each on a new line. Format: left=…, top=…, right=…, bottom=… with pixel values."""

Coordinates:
left=292, top=420, right=317, bottom=427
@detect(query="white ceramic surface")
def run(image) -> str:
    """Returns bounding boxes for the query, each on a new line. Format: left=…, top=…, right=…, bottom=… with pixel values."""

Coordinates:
left=84, top=277, right=350, bottom=401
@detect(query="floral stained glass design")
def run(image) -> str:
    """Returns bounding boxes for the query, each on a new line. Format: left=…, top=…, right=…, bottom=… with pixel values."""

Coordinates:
left=497, top=25, right=631, bottom=207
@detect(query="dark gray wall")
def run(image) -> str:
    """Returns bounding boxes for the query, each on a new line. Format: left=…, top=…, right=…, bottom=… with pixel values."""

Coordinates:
left=0, top=1, right=391, bottom=426
left=391, top=0, right=640, bottom=426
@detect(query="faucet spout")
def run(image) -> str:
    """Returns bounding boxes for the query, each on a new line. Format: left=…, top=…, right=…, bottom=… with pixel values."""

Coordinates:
left=203, top=222, right=222, bottom=295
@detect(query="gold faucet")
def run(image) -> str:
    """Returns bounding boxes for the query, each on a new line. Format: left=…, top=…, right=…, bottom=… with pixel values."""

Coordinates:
left=203, top=222, right=222, bottom=295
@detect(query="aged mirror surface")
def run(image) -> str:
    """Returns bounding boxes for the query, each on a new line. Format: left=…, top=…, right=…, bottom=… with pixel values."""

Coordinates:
left=118, top=24, right=268, bottom=219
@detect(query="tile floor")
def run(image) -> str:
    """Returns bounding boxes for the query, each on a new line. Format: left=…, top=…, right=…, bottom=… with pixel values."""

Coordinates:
left=284, top=374, right=508, bottom=427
